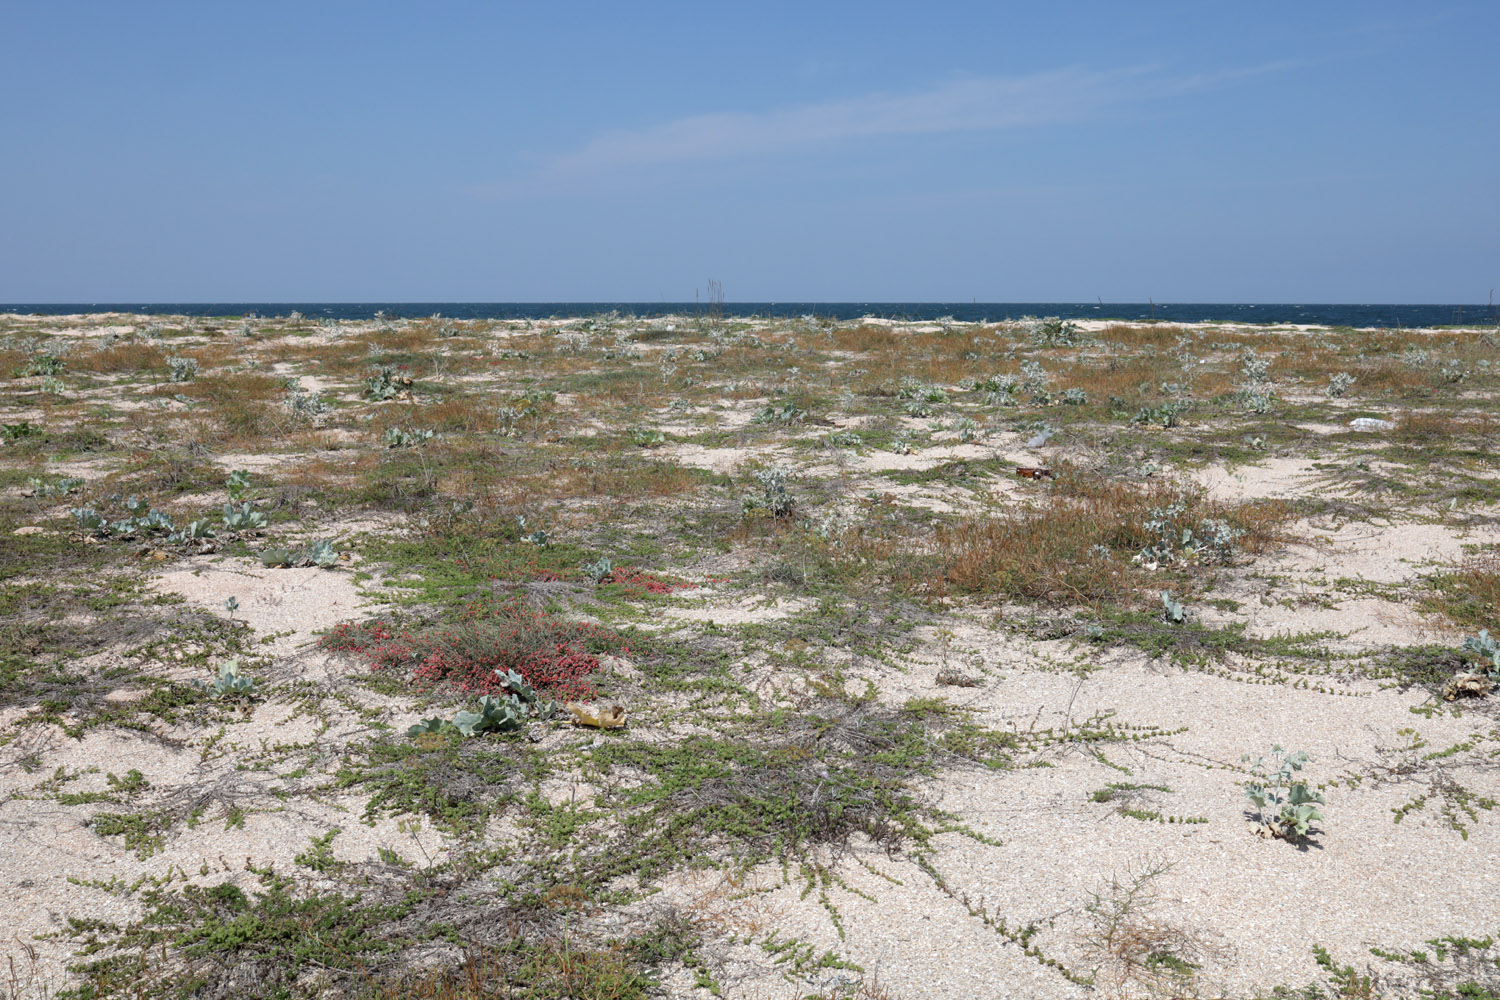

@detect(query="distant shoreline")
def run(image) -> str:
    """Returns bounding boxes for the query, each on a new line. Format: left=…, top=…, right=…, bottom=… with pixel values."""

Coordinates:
left=2, top=302, right=1498, bottom=329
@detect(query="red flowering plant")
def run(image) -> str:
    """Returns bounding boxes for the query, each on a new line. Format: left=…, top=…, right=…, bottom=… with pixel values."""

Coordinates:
left=596, top=566, right=698, bottom=597
left=321, top=597, right=626, bottom=700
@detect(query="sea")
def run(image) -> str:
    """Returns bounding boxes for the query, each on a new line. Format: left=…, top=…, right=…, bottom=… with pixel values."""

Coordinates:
left=2, top=302, right=1497, bottom=329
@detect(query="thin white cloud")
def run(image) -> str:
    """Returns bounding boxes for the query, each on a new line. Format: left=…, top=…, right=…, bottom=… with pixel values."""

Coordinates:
left=474, top=62, right=1296, bottom=198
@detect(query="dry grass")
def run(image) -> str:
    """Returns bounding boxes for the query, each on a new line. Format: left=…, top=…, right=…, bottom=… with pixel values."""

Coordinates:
left=918, top=472, right=1289, bottom=605
left=1058, top=353, right=1191, bottom=402
left=515, top=457, right=706, bottom=502
left=1423, top=550, right=1500, bottom=632
left=69, top=340, right=169, bottom=374
left=356, top=942, right=652, bottom=1000
left=1394, top=410, right=1498, bottom=444
left=374, top=395, right=507, bottom=435
left=1080, top=860, right=1219, bottom=998
left=1096, top=323, right=1191, bottom=349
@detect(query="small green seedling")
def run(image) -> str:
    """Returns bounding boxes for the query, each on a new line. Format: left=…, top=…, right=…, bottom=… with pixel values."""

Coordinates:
left=1243, top=745, right=1325, bottom=840
left=193, top=660, right=258, bottom=701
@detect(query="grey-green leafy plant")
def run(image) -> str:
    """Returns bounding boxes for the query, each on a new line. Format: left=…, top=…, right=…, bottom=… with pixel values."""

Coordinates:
left=286, top=386, right=329, bottom=417
left=28, top=476, right=83, bottom=497
left=1018, top=360, right=1051, bottom=398
left=259, top=538, right=339, bottom=569
left=225, top=470, right=251, bottom=499
left=71, top=497, right=180, bottom=540
left=897, top=377, right=948, bottom=403
left=1160, top=591, right=1186, bottom=625
left=1, top=421, right=37, bottom=441
left=1061, top=387, right=1088, bottom=405
left=743, top=466, right=794, bottom=518
left=975, top=373, right=1020, bottom=406
left=1020, top=315, right=1088, bottom=347
left=1242, top=745, right=1325, bottom=840
left=557, top=331, right=590, bottom=352
left=382, top=426, right=435, bottom=448
left=70, top=507, right=107, bottom=535
left=629, top=427, right=666, bottom=448
left=582, top=556, right=614, bottom=585
left=193, top=659, right=258, bottom=701
left=1131, top=402, right=1183, bottom=428
left=1136, top=505, right=1241, bottom=567
left=406, top=670, right=555, bottom=738
left=903, top=398, right=933, bottom=418
left=1463, top=630, right=1500, bottom=678
left=1439, top=359, right=1469, bottom=383
left=222, top=501, right=268, bottom=532
left=165, top=518, right=217, bottom=545
left=307, top=538, right=339, bottom=567
left=1240, top=388, right=1277, bottom=414
left=167, top=357, right=199, bottom=382
left=363, top=365, right=413, bottom=401
left=16, top=352, right=66, bottom=377
left=1239, top=350, right=1272, bottom=383
left=1327, top=372, right=1355, bottom=398
left=751, top=402, right=806, bottom=424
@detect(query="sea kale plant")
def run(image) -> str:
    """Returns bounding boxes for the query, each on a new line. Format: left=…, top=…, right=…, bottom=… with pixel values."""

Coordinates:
left=743, top=465, right=794, bottom=518
left=406, top=669, right=557, bottom=738
left=382, top=426, right=435, bottom=448
left=222, top=501, right=268, bottom=532
left=167, top=356, right=199, bottom=382
left=1242, top=745, right=1325, bottom=840
left=258, top=538, right=340, bottom=569
left=1021, top=315, right=1089, bottom=347
left=192, top=659, right=258, bottom=701
left=582, top=556, right=614, bottom=585
left=1135, top=504, right=1242, bottom=568
left=1463, top=630, right=1500, bottom=678
left=363, top=365, right=413, bottom=401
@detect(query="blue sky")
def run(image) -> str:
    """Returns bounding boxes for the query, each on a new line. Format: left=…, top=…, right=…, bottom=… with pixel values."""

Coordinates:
left=2, top=2, right=1496, bottom=302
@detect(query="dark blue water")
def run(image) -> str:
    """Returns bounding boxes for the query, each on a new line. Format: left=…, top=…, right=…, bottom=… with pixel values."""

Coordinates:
left=3, top=302, right=1497, bottom=329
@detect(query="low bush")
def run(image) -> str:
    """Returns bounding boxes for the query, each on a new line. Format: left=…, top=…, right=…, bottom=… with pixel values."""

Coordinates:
left=921, top=470, right=1288, bottom=606
left=322, top=598, right=627, bottom=699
